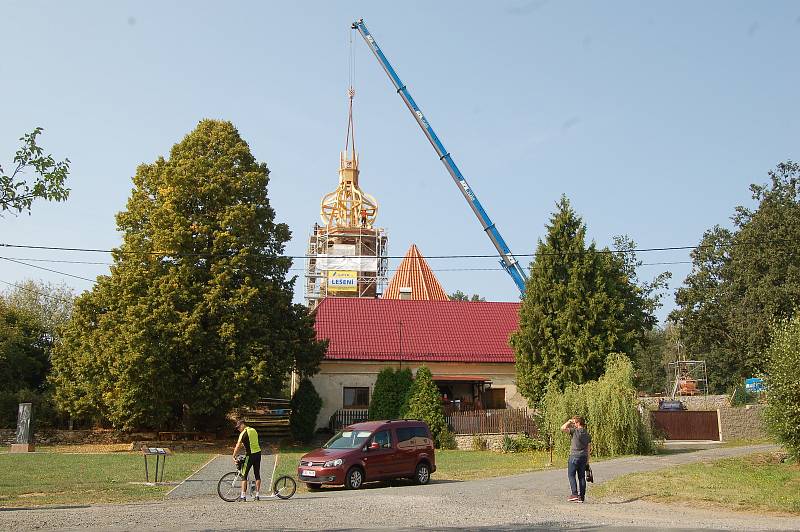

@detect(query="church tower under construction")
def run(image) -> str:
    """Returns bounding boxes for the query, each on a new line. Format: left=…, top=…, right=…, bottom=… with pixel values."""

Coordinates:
left=305, top=89, right=388, bottom=309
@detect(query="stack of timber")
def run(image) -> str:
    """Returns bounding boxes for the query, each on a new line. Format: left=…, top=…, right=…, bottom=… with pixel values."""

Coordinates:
left=241, top=398, right=292, bottom=440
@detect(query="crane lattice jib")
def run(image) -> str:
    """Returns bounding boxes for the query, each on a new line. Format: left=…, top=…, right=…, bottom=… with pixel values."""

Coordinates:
left=352, top=19, right=528, bottom=294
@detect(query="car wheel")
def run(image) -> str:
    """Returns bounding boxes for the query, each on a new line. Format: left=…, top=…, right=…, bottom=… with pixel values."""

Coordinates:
left=307, top=483, right=322, bottom=491
left=345, top=467, right=364, bottom=490
left=414, top=462, right=431, bottom=485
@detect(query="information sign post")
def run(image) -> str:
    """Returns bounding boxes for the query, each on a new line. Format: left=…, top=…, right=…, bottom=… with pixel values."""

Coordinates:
left=141, top=446, right=172, bottom=483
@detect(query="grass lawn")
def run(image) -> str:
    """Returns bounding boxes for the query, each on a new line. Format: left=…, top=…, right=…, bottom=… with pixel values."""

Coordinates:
left=593, top=452, right=800, bottom=515
left=435, top=450, right=552, bottom=481
left=0, top=452, right=212, bottom=507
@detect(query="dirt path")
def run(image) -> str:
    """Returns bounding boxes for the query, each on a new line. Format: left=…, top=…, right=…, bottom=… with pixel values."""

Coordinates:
left=0, top=444, right=795, bottom=531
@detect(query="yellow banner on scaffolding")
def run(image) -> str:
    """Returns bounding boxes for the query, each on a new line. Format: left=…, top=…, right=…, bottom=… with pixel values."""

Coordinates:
left=327, top=270, right=357, bottom=292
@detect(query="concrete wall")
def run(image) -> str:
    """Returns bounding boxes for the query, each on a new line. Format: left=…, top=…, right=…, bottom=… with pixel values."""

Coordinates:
left=641, top=394, right=767, bottom=441
left=310, top=360, right=526, bottom=430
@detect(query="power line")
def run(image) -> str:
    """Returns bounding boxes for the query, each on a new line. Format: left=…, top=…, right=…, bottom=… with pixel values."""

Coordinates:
left=0, top=257, right=97, bottom=283
left=0, top=238, right=795, bottom=260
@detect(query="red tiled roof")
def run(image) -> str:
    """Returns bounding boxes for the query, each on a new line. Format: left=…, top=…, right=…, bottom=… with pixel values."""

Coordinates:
left=314, top=298, right=520, bottom=363
left=383, top=244, right=449, bottom=301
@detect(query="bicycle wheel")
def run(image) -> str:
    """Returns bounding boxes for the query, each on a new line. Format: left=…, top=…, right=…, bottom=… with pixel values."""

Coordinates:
left=217, top=471, right=243, bottom=502
left=273, top=475, right=296, bottom=499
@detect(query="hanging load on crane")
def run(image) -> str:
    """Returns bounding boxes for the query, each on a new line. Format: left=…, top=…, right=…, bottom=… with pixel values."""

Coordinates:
left=351, top=19, right=528, bottom=294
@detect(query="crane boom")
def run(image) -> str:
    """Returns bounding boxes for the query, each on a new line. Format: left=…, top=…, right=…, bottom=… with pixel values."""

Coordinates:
left=352, top=19, right=528, bottom=293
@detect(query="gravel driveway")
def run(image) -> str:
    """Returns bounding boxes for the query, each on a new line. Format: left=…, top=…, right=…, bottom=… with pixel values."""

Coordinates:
left=1, top=444, right=795, bottom=531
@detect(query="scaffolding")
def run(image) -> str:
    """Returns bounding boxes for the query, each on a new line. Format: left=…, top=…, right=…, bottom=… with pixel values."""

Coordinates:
left=305, top=224, right=388, bottom=310
left=668, top=360, right=709, bottom=398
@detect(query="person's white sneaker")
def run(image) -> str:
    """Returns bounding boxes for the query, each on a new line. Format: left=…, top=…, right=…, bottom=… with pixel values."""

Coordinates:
left=237, top=494, right=247, bottom=502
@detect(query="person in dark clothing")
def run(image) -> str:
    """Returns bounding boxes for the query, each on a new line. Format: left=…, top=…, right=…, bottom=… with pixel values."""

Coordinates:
left=561, top=416, right=592, bottom=503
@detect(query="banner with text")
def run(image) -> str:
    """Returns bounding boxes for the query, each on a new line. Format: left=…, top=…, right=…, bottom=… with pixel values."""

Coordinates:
left=327, top=270, right=357, bottom=292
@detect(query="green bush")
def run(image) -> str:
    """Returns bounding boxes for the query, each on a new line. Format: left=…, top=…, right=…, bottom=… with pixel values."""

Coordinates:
left=289, top=379, right=322, bottom=443
left=764, top=315, right=800, bottom=459
left=729, top=385, right=761, bottom=407
left=501, top=433, right=545, bottom=453
left=540, top=353, right=653, bottom=457
left=472, top=435, right=488, bottom=450
left=438, top=428, right=458, bottom=450
left=368, top=367, right=413, bottom=420
left=403, top=366, right=449, bottom=447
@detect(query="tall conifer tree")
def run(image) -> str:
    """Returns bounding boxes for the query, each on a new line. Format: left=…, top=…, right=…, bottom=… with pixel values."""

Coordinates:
left=511, top=196, right=660, bottom=404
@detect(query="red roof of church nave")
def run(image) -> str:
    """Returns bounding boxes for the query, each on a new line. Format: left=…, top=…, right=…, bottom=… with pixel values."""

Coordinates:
left=314, top=298, right=520, bottom=363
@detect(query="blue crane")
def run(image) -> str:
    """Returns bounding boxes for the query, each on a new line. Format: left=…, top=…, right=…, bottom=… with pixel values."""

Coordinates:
left=352, top=19, right=528, bottom=294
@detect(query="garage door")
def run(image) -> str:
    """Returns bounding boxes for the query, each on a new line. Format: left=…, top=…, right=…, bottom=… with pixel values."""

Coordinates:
left=650, top=410, right=720, bottom=441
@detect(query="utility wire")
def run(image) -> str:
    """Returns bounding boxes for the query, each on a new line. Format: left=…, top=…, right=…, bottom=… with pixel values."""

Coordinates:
left=0, top=239, right=793, bottom=260
left=0, top=257, right=97, bottom=283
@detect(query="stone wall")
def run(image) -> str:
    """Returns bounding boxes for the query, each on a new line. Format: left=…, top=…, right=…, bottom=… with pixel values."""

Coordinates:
left=454, top=433, right=514, bottom=451
left=0, top=429, right=158, bottom=446
left=640, top=394, right=767, bottom=441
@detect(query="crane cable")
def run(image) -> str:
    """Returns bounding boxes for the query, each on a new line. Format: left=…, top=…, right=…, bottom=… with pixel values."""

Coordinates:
left=345, top=28, right=356, bottom=157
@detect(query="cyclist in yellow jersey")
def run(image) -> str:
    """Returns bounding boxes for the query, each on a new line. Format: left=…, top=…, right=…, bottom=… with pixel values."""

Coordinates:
left=232, top=419, right=262, bottom=501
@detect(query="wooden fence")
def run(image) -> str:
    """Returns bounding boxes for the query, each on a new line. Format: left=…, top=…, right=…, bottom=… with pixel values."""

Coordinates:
left=446, top=408, right=537, bottom=435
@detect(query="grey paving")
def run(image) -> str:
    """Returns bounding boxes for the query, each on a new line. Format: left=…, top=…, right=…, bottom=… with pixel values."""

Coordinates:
left=167, top=454, right=276, bottom=499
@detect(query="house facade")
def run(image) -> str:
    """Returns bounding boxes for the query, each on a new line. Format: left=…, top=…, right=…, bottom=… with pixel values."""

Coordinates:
left=310, top=297, right=525, bottom=430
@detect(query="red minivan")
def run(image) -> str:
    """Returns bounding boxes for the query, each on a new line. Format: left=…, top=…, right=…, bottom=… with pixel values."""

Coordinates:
left=297, top=420, right=436, bottom=490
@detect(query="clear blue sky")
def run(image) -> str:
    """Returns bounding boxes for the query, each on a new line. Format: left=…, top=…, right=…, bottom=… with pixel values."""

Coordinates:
left=2, top=1, right=799, bottom=322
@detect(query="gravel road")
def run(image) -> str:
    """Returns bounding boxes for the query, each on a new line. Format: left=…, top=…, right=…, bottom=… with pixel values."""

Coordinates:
left=1, top=444, right=796, bottom=531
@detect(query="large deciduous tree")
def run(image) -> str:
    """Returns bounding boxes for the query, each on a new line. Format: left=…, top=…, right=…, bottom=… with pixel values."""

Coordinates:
left=1, top=128, right=70, bottom=215
left=511, top=196, right=666, bottom=404
left=50, top=120, right=326, bottom=430
left=671, top=161, right=800, bottom=392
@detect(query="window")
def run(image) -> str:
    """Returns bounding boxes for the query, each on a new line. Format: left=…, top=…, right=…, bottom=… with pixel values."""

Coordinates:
left=343, top=387, right=369, bottom=409
left=372, top=430, right=392, bottom=449
left=411, top=426, right=430, bottom=439
left=396, top=427, right=414, bottom=443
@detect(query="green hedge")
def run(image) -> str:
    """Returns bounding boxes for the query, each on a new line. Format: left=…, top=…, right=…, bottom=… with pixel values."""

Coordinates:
left=368, top=367, right=413, bottom=421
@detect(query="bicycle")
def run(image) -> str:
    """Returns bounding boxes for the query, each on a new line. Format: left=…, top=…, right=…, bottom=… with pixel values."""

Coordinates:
left=217, top=454, right=296, bottom=502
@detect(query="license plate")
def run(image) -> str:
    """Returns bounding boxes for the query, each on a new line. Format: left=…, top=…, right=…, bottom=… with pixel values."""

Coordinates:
left=301, top=469, right=316, bottom=477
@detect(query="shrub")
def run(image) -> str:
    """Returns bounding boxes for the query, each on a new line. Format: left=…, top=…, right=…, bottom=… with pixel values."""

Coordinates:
left=764, top=315, right=800, bottom=459
left=438, top=428, right=457, bottom=450
left=289, top=379, right=322, bottom=443
left=540, top=353, right=654, bottom=457
left=472, top=435, right=488, bottom=450
left=403, top=366, right=448, bottom=446
left=501, top=433, right=545, bottom=453
left=369, top=367, right=413, bottom=420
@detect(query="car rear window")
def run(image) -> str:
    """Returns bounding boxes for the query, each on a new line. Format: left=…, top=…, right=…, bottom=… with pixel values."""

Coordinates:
left=396, top=427, right=414, bottom=443
left=412, top=426, right=430, bottom=439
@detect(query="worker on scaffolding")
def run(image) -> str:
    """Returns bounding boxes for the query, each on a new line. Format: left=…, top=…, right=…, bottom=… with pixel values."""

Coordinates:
left=360, top=208, right=368, bottom=227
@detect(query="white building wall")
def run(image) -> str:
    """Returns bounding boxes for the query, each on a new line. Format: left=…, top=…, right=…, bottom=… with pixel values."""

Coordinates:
left=310, top=360, right=526, bottom=430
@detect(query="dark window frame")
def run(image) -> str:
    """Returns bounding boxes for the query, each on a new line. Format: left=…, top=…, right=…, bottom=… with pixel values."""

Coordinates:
left=343, top=386, right=370, bottom=409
